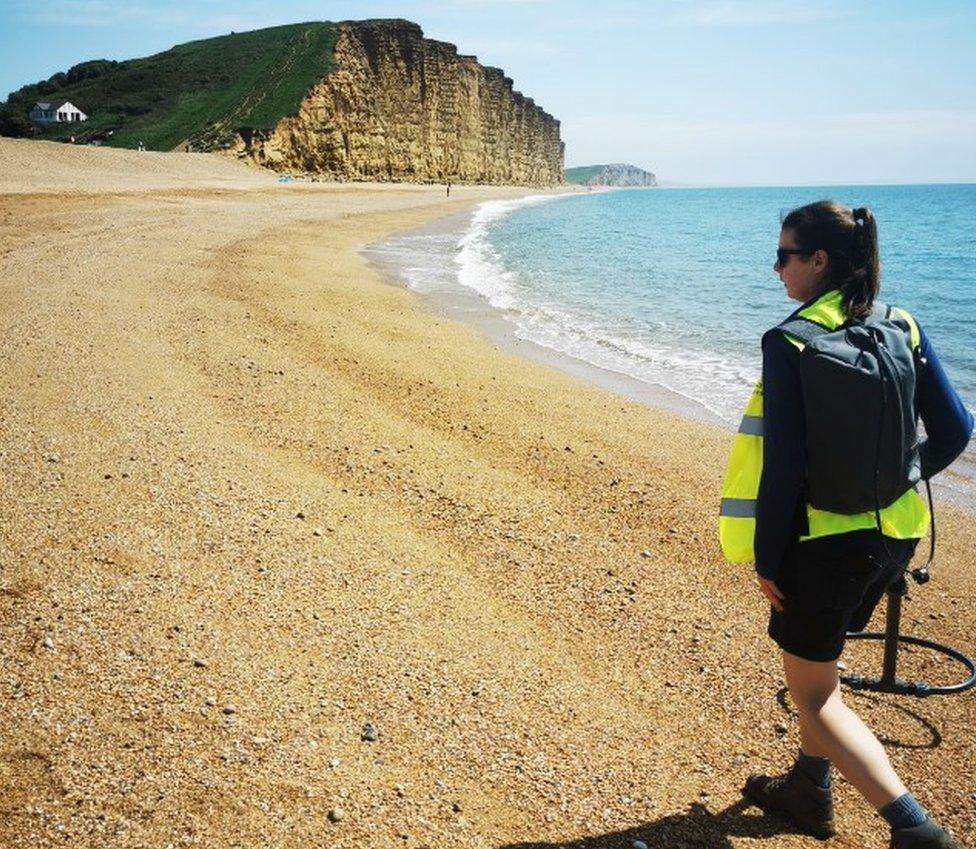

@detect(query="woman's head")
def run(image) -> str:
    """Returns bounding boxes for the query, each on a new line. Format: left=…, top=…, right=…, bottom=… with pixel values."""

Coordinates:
left=775, top=200, right=880, bottom=317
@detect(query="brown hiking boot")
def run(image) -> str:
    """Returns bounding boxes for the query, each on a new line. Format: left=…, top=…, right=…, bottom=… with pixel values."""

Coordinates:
left=743, top=768, right=836, bottom=840
left=890, top=819, right=963, bottom=849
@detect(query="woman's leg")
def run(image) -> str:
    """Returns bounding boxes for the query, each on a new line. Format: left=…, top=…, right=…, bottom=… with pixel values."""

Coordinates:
left=782, top=649, right=907, bottom=810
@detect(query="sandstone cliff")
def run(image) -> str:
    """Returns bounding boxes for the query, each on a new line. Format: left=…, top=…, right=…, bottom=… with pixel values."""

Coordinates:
left=231, top=20, right=564, bottom=185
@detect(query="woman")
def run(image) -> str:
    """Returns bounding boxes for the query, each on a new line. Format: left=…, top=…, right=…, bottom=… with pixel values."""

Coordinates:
left=744, top=201, right=973, bottom=849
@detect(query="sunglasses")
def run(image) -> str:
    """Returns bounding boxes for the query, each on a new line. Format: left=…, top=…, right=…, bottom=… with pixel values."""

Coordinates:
left=776, top=247, right=810, bottom=266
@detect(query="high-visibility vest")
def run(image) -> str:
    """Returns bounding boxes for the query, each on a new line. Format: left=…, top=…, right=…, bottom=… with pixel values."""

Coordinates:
left=718, top=289, right=930, bottom=565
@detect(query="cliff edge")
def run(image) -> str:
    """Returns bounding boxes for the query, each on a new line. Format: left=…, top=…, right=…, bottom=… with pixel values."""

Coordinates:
left=231, top=20, right=564, bottom=185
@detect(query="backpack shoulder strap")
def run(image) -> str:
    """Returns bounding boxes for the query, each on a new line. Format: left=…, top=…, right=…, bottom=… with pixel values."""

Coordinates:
left=869, top=299, right=921, bottom=350
left=776, top=316, right=830, bottom=350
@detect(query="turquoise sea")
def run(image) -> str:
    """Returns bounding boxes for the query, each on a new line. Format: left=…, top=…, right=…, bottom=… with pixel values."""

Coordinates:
left=368, top=184, right=976, bottom=499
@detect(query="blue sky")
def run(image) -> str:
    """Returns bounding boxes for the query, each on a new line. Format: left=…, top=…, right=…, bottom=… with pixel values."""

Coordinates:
left=2, top=0, right=975, bottom=185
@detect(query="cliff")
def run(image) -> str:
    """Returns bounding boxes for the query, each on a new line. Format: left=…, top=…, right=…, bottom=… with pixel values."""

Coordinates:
left=565, top=163, right=657, bottom=187
left=230, top=20, right=564, bottom=185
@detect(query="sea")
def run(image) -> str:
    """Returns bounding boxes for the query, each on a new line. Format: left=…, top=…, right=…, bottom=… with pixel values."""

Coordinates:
left=365, top=184, right=976, bottom=506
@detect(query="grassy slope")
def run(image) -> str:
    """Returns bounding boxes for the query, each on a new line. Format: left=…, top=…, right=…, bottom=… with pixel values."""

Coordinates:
left=564, top=165, right=607, bottom=184
left=19, top=23, right=337, bottom=151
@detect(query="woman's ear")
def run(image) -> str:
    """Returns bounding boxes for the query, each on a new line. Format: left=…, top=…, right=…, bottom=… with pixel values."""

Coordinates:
left=812, top=248, right=829, bottom=274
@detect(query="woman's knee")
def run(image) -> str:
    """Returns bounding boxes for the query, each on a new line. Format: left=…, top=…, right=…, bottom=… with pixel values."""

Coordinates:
left=791, top=684, right=840, bottom=716
left=782, top=651, right=840, bottom=713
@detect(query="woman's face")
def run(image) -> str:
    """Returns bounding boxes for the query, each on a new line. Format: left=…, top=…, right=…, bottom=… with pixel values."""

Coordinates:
left=775, top=227, right=828, bottom=302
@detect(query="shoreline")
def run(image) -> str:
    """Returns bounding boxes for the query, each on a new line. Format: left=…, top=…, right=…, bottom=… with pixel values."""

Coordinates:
left=364, top=197, right=976, bottom=513
left=363, top=206, right=728, bottom=430
left=3, top=140, right=974, bottom=849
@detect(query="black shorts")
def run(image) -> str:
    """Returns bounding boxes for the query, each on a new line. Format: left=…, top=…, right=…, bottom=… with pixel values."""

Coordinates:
left=768, top=529, right=919, bottom=663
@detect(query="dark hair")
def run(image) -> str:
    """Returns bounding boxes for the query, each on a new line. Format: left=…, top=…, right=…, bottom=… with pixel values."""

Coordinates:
left=781, top=200, right=879, bottom=319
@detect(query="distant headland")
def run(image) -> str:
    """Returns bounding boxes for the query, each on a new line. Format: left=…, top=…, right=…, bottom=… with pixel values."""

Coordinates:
left=565, top=163, right=657, bottom=187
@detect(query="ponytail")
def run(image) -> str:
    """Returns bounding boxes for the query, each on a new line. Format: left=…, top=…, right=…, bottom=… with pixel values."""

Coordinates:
left=781, top=200, right=881, bottom=319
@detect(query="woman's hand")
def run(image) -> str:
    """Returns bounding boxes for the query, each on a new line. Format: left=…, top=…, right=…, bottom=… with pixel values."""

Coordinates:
left=757, top=576, right=785, bottom=612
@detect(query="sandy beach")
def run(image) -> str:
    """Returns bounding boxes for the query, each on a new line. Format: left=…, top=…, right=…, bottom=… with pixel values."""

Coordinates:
left=1, top=138, right=974, bottom=849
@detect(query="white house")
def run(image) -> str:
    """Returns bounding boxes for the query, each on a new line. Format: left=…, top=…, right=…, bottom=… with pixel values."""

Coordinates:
left=29, top=99, right=88, bottom=124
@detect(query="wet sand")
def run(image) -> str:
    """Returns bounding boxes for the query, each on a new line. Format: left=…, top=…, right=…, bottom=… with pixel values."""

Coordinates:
left=1, top=138, right=974, bottom=848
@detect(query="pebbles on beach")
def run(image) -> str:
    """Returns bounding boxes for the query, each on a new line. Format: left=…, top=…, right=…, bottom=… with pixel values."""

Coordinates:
left=2, top=139, right=973, bottom=849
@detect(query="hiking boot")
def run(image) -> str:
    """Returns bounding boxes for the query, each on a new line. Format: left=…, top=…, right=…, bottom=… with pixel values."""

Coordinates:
left=743, top=768, right=836, bottom=840
left=890, top=818, right=962, bottom=849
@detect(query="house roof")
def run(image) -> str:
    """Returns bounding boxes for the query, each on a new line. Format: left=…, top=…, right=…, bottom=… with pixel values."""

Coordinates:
left=33, top=99, right=81, bottom=111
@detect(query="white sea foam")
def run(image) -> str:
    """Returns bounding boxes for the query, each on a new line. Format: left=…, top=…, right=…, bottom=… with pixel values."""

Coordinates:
left=454, top=194, right=566, bottom=311
left=451, top=195, right=758, bottom=422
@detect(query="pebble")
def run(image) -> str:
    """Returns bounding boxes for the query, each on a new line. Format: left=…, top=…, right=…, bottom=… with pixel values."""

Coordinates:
left=362, top=722, right=378, bottom=742
left=327, top=808, right=344, bottom=823
left=329, top=758, right=341, bottom=769
left=774, top=722, right=788, bottom=735
left=641, top=550, right=652, bottom=558
left=223, top=703, right=236, bottom=715
left=634, top=842, right=649, bottom=849
left=313, top=528, right=323, bottom=537
left=192, top=657, right=208, bottom=668
left=836, top=660, right=848, bottom=671
left=252, top=736, right=268, bottom=745
left=452, top=801, right=463, bottom=813
left=41, top=635, right=55, bottom=650
left=205, top=696, right=217, bottom=707
left=394, top=783, right=406, bottom=797
left=296, top=511, right=306, bottom=520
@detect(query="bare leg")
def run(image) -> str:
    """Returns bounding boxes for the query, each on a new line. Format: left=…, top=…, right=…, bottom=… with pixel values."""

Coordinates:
left=782, top=650, right=907, bottom=810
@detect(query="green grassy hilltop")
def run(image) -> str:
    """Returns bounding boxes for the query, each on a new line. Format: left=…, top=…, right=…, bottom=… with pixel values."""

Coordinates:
left=564, top=165, right=607, bottom=185
left=1, top=22, right=337, bottom=151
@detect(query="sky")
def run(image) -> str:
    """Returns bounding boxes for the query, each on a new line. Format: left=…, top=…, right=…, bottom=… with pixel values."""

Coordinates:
left=2, top=0, right=975, bottom=186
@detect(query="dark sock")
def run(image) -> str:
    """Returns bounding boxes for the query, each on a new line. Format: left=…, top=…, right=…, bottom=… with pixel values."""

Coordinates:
left=794, top=750, right=831, bottom=788
left=880, top=793, right=928, bottom=830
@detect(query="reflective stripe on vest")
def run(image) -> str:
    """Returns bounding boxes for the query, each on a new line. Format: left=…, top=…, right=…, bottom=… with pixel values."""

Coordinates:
left=718, top=289, right=930, bottom=565
left=719, top=379, right=764, bottom=563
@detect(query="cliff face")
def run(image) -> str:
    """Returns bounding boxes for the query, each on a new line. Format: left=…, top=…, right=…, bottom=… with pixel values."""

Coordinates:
left=231, top=20, right=564, bottom=185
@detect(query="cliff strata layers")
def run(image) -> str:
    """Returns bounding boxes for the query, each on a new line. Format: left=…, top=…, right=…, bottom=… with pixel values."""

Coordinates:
left=231, top=19, right=564, bottom=185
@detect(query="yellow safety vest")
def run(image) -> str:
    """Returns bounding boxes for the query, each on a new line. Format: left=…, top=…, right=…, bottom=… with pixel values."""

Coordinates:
left=718, top=289, right=930, bottom=565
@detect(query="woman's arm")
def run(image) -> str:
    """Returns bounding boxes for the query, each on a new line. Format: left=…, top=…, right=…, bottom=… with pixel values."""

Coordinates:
left=755, top=330, right=807, bottom=581
left=915, top=326, right=973, bottom=479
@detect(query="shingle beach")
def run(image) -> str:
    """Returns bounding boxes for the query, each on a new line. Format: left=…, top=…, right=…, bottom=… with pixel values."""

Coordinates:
left=1, top=138, right=974, bottom=848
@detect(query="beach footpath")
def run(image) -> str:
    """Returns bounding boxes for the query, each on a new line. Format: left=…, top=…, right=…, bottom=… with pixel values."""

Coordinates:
left=1, top=138, right=973, bottom=848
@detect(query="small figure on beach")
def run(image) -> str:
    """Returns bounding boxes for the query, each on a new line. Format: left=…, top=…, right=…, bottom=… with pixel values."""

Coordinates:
left=446, top=181, right=452, bottom=198
left=721, top=200, right=972, bottom=848
left=137, top=140, right=145, bottom=152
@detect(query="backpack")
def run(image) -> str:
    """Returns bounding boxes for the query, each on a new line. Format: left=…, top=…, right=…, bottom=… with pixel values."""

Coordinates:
left=775, top=301, right=922, bottom=515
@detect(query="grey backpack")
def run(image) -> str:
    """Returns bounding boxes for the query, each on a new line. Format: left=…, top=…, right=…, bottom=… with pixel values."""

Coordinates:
left=776, top=302, right=921, bottom=516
